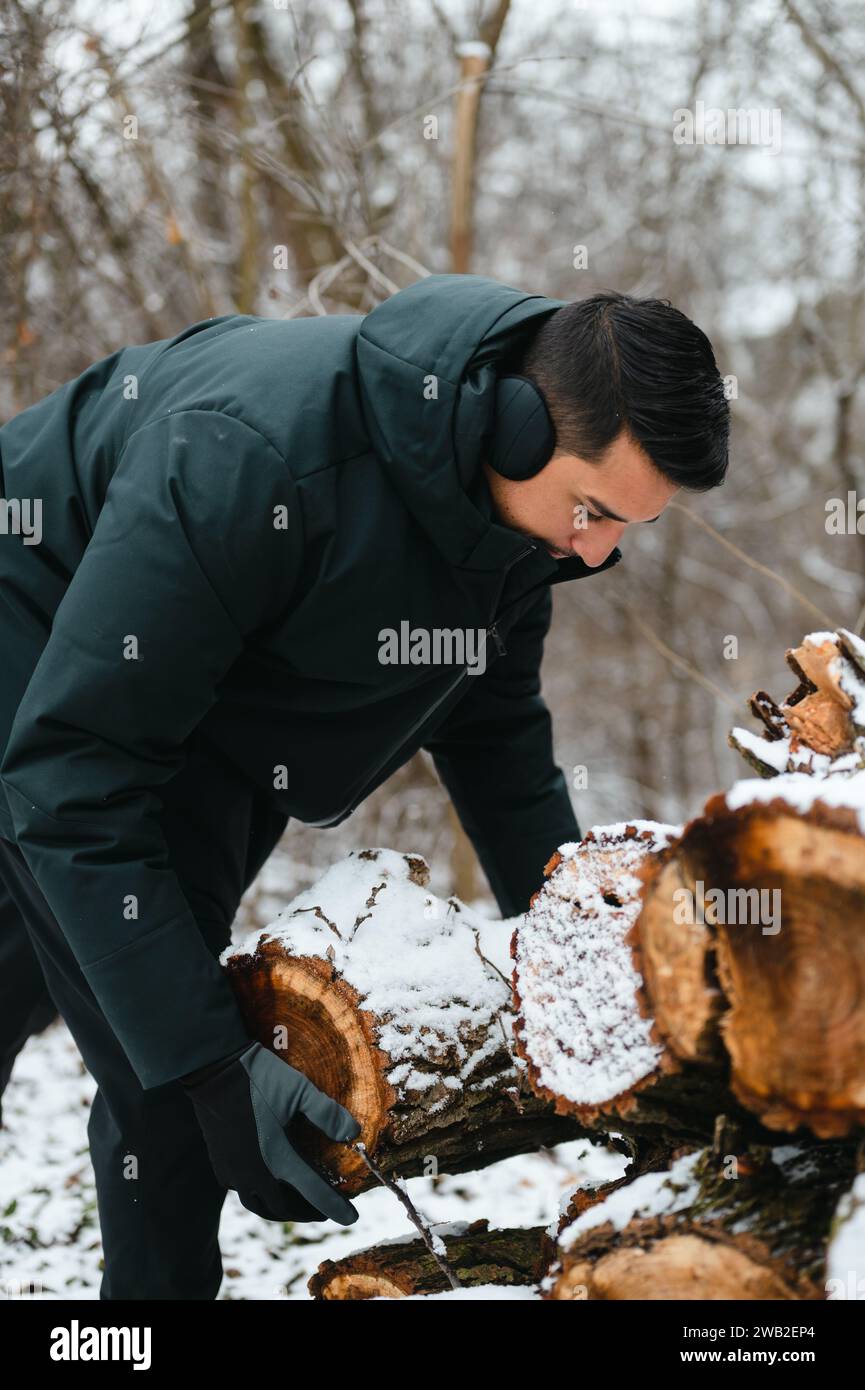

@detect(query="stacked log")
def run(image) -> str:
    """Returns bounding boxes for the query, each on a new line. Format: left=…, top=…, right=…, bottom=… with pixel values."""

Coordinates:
left=512, top=783, right=865, bottom=1142
left=518, top=627, right=865, bottom=1299
left=308, top=1219, right=546, bottom=1300
left=227, top=627, right=865, bottom=1299
left=542, top=1136, right=862, bottom=1301
left=223, top=847, right=594, bottom=1197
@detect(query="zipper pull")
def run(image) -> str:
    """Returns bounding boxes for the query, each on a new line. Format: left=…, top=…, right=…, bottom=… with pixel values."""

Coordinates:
left=487, top=623, right=507, bottom=657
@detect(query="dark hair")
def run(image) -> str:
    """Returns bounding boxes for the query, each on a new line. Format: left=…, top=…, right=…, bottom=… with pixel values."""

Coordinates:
left=517, top=291, right=729, bottom=490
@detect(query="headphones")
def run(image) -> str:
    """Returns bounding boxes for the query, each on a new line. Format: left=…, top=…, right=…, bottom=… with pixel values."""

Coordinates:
left=487, top=374, right=557, bottom=481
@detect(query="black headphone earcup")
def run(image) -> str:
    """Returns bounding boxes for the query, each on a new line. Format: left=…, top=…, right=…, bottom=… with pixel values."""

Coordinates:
left=487, top=375, right=556, bottom=481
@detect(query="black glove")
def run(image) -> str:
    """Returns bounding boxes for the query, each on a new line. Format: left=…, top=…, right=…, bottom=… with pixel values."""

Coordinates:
left=181, top=1041, right=360, bottom=1225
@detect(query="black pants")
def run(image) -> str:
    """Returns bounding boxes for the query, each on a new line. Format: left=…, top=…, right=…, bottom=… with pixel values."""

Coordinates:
left=0, top=740, right=288, bottom=1300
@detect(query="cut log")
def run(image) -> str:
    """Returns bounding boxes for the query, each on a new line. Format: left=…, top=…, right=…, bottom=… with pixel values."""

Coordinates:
left=643, top=778, right=865, bottom=1137
left=512, top=822, right=747, bottom=1142
left=629, top=839, right=726, bottom=1070
left=515, top=788, right=865, bottom=1140
left=223, top=848, right=594, bottom=1196
left=729, top=627, right=865, bottom=776
left=543, top=1137, right=860, bottom=1300
left=308, top=1219, right=546, bottom=1299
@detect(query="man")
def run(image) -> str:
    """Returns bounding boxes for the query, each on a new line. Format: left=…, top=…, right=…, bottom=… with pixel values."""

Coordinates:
left=0, top=273, right=729, bottom=1298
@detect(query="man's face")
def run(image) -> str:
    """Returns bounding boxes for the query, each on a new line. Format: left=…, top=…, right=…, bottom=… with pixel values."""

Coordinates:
left=482, top=428, right=679, bottom=566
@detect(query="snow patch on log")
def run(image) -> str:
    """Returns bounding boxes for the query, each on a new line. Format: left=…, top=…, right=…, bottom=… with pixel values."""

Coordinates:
left=513, top=822, right=681, bottom=1111
left=725, top=767, right=865, bottom=830
left=837, top=629, right=865, bottom=725
left=223, top=847, right=517, bottom=1096
left=826, top=1171, right=865, bottom=1299
left=552, top=1142, right=813, bottom=1255
left=728, top=725, right=862, bottom=777
left=557, top=819, right=681, bottom=857
left=553, top=1149, right=703, bottom=1255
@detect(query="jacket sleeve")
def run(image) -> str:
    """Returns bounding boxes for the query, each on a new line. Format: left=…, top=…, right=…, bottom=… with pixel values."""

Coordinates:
left=0, top=409, right=301, bottom=1090
left=423, top=584, right=579, bottom=917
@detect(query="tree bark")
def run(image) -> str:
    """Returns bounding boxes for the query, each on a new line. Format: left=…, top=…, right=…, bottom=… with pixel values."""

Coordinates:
left=309, top=1218, right=545, bottom=1299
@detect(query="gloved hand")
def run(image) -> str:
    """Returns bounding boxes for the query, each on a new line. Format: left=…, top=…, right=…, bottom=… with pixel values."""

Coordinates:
left=181, top=1041, right=360, bottom=1225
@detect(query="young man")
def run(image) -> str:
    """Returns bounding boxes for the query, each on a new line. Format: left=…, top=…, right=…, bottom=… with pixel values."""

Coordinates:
left=0, top=273, right=729, bottom=1298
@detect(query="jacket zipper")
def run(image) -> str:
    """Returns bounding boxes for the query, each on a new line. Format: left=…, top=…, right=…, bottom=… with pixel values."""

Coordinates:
left=302, top=541, right=536, bottom=827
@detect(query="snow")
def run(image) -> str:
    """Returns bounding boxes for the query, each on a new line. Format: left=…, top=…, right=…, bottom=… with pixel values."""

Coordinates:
left=802, top=627, right=865, bottom=728
left=725, top=768, right=865, bottom=832
left=839, top=628, right=865, bottom=669
left=729, top=725, right=864, bottom=778
left=224, top=849, right=522, bottom=1098
left=513, top=822, right=681, bottom=1109
left=836, top=628, right=865, bottom=725
left=826, top=1172, right=865, bottom=1301
left=558, top=820, right=681, bottom=856
left=732, top=726, right=801, bottom=773
left=555, top=1149, right=703, bottom=1251
left=539, top=1149, right=708, bottom=1294
left=769, top=1144, right=822, bottom=1182
left=0, top=1020, right=627, bottom=1300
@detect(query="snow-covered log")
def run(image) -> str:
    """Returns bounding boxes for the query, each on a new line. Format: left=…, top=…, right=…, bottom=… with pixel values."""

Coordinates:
left=308, top=1219, right=546, bottom=1299
left=543, top=1137, right=861, bottom=1301
left=729, top=628, right=865, bottom=776
left=515, top=787, right=865, bottom=1142
left=512, top=822, right=738, bottom=1141
left=637, top=772, right=865, bottom=1137
left=223, top=849, right=592, bottom=1196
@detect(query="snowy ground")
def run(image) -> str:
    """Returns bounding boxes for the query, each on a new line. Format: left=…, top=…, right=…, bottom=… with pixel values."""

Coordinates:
left=0, top=1019, right=627, bottom=1301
